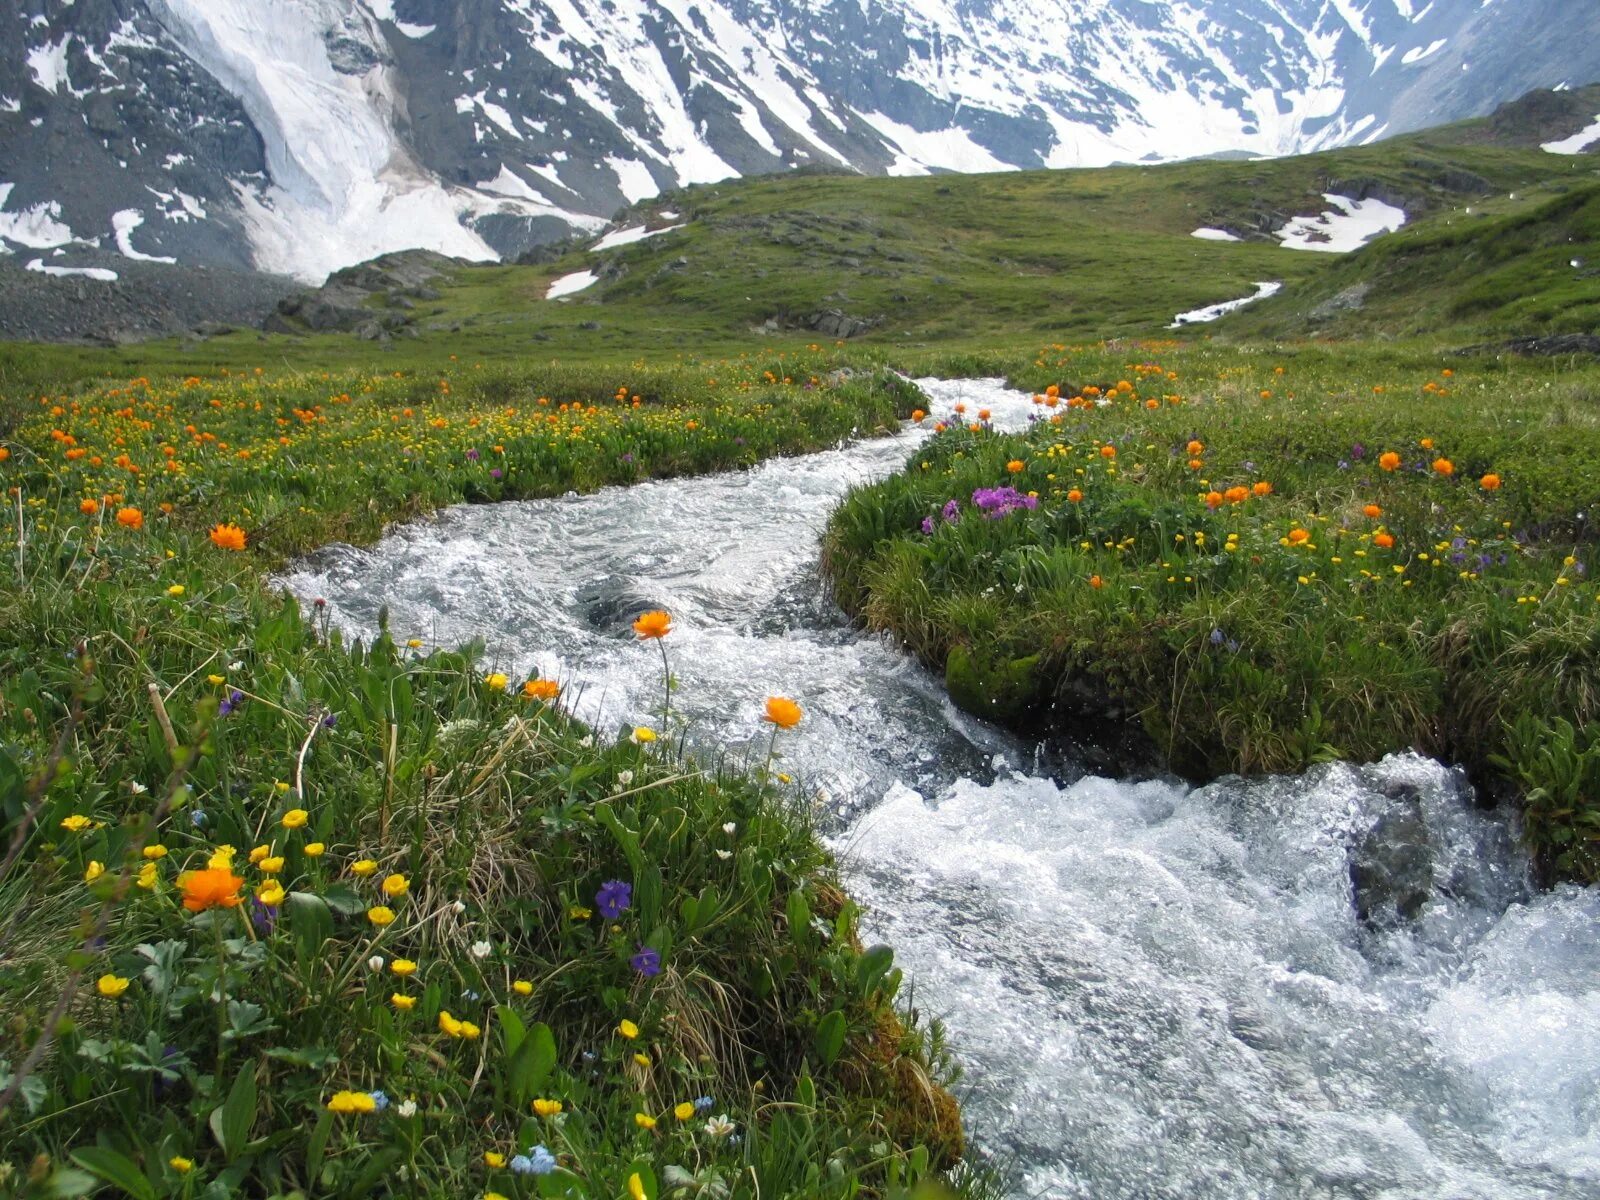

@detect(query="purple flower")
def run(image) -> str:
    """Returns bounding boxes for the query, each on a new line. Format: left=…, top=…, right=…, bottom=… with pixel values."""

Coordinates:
left=971, top=486, right=1038, bottom=519
left=941, top=499, right=961, bottom=524
left=921, top=516, right=935, bottom=535
left=321, top=712, right=338, bottom=729
left=1351, top=443, right=1366, bottom=460
left=249, top=896, right=277, bottom=935
left=631, top=946, right=662, bottom=977
left=1209, top=628, right=1225, bottom=646
left=596, top=879, right=632, bottom=919
left=621, top=453, right=635, bottom=464
left=218, top=690, right=244, bottom=717
left=733, top=437, right=746, bottom=446
left=490, top=468, right=503, bottom=480
left=466, top=448, right=480, bottom=462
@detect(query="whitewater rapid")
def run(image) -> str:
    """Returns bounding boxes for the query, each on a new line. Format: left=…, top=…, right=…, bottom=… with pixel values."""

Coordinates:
left=279, top=378, right=1600, bottom=1199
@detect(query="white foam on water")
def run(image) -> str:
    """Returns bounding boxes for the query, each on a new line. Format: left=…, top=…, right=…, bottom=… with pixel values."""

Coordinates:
left=1171, top=281, right=1282, bottom=327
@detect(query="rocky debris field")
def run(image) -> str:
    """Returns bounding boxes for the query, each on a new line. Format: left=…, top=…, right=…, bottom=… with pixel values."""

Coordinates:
left=0, top=255, right=294, bottom=344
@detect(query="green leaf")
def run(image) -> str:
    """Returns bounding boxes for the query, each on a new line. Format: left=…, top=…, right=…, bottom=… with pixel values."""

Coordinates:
left=69, top=1148, right=156, bottom=1200
left=786, top=889, right=812, bottom=953
left=341, top=1147, right=400, bottom=1200
left=210, top=1062, right=257, bottom=1160
left=814, top=1009, right=847, bottom=1067
left=304, top=1108, right=332, bottom=1187
left=497, top=1004, right=527, bottom=1058
left=507, top=1021, right=556, bottom=1107
left=286, top=892, right=334, bottom=964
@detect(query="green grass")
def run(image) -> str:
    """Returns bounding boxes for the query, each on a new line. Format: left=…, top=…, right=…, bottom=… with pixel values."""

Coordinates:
left=823, top=341, right=1600, bottom=884
left=0, top=360, right=988, bottom=1198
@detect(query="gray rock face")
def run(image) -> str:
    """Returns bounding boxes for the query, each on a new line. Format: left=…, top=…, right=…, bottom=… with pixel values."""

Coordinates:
left=2, top=0, right=1597, bottom=283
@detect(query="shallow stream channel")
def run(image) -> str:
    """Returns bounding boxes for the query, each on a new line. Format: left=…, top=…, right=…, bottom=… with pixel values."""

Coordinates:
left=280, top=379, right=1599, bottom=1200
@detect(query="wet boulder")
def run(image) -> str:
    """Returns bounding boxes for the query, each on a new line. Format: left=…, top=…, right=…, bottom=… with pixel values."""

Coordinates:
left=1349, top=786, right=1435, bottom=927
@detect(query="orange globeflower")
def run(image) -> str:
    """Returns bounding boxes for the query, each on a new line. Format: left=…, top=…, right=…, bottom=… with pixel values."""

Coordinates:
left=633, top=610, right=673, bottom=639
left=116, top=507, right=143, bottom=530
left=1088, top=574, right=1104, bottom=589
left=763, top=697, right=802, bottom=729
left=79, top=498, right=98, bottom=516
left=1186, top=440, right=1204, bottom=456
left=523, top=678, right=561, bottom=701
left=1205, top=491, right=1224, bottom=509
left=210, top=523, right=247, bottom=551
left=1375, top=532, right=1396, bottom=549
left=1100, top=445, right=1116, bottom=459
left=1480, top=473, right=1501, bottom=491
left=1006, top=460, right=1025, bottom=474
left=181, top=867, right=244, bottom=912
left=1287, top=528, right=1310, bottom=545
left=1252, top=481, right=1273, bottom=497
left=1067, top=489, right=1084, bottom=503
left=1363, top=504, right=1382, bottom=519
left=1379, top=452, right=1401, bottom=471
left=1432, top=457, right=1454, bottom=477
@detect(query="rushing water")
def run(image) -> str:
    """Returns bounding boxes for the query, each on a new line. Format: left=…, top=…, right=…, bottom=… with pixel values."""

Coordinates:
left=280, top=379, right=1600, bottom=1200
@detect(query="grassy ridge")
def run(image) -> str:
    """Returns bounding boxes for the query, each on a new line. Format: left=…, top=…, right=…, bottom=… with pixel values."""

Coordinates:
left=0, top=358, right=986, bottom=1198
left=824, top=341, right=1600, bottom=883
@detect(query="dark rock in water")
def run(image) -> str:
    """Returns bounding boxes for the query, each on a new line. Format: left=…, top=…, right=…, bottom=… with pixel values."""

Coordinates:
left=1350, top=791, right=1436, bottom=927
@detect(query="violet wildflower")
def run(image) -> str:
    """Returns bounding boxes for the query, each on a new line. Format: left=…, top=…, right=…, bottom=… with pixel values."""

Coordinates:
left=941, top=499, right=961, bottom=523
left=596, top=879, right=632, bottom=919
left=1209, top=628, right=1226, bottom=646
left=490, top=468, right=503, bottom=480
left=218, top=690, right=244, bottom=717
left=921, top=517, right=935, bottom=535
left=466, top=448, right=480, bottom=462
left=631, top=946, right=662, bottom=977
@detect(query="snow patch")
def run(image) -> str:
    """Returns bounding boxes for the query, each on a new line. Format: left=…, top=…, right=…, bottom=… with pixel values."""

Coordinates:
left=1170, top=281, right=1282, bottom=327
left=1401, top=38, right=1447, bottom=65
left=1542, top=114, right=1600, bottom=155
left=590, top=223, right=683, bottom=251
left=26, top=37, right=71, bottom=94
left=1191, top=227, right=1241, bottom=242
left=1275, top=195, right=1406, bottom=253
left=26, top=257, right=118, bottom=282
left=0, top=185, right=77, bottom=249
left=111, top=209, right=177, bottom=263
left=605, top=156, right=659, bottom=204
left=854, top=110, right=1009, bottom=174
left=545, top=269, right=598, bottom=299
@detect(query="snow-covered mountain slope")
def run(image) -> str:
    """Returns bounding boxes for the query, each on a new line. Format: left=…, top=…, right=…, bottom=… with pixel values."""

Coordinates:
left=2, top=0, right=1596, bottom=282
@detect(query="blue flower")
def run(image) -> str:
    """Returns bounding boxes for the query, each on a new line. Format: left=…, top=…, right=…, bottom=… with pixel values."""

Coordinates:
left=596, top=879, right=632, bottom=919
left=693, top=1095, right=714, bottom=1112
left=369, top=1090, right=389, bottom=1112
left=631, top=946, right=662, bottom=977
left=511, top=1146, right=556, bottom=1175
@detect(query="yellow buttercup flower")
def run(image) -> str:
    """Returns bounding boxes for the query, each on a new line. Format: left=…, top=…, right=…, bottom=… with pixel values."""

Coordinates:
left=391, top=993, right=416, bottom=1011
left=351, top=859, right=378, bottom=876
left=633, top=1052, right=650, bottom=1066
left=674, top=1101, right=695, bottom=1121
left=629, top=1172, right=648, bottom=1200
left=258, top=856, right=285, bottom=874
left=532, top=1098, right=563, bottom=1117
left=512, top=980, right=533, bottom=996
left=618, top=1019, right=639, bottom=1039
left=143, top=844, right=168, bottom=860
left=169, top=1157, right=193, bottom=1174
left=485, top=672, right=509, bottom=692
left=281, top=808, right=309, bottom=829
left=367, top=905, right=396, bottom=927
left=484, top=1152, right=506, bottom=1168
left=96, top=974, right=130, bottom=998
left=635, top=1112, right=657, bottom=1129
left=327, top=1090, right=377, bottom=1114
left=303, top=842, right=326, bottom=857
left=257, top=881, right=286, bottom=907
left=207, top=845, right=236, bottom=869
left=381, top=873, right=408, bottom=898
left=390, top=958, right=417, bottom=977
left=84, top=860, right=105, bottom=883
left=248, top=844, right=271, bottom=864
left=60, top=814, right=93, bottom=832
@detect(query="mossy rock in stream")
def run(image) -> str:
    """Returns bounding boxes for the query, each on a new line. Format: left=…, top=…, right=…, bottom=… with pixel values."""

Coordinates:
left=945, top=644, right=1045, bottom=727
